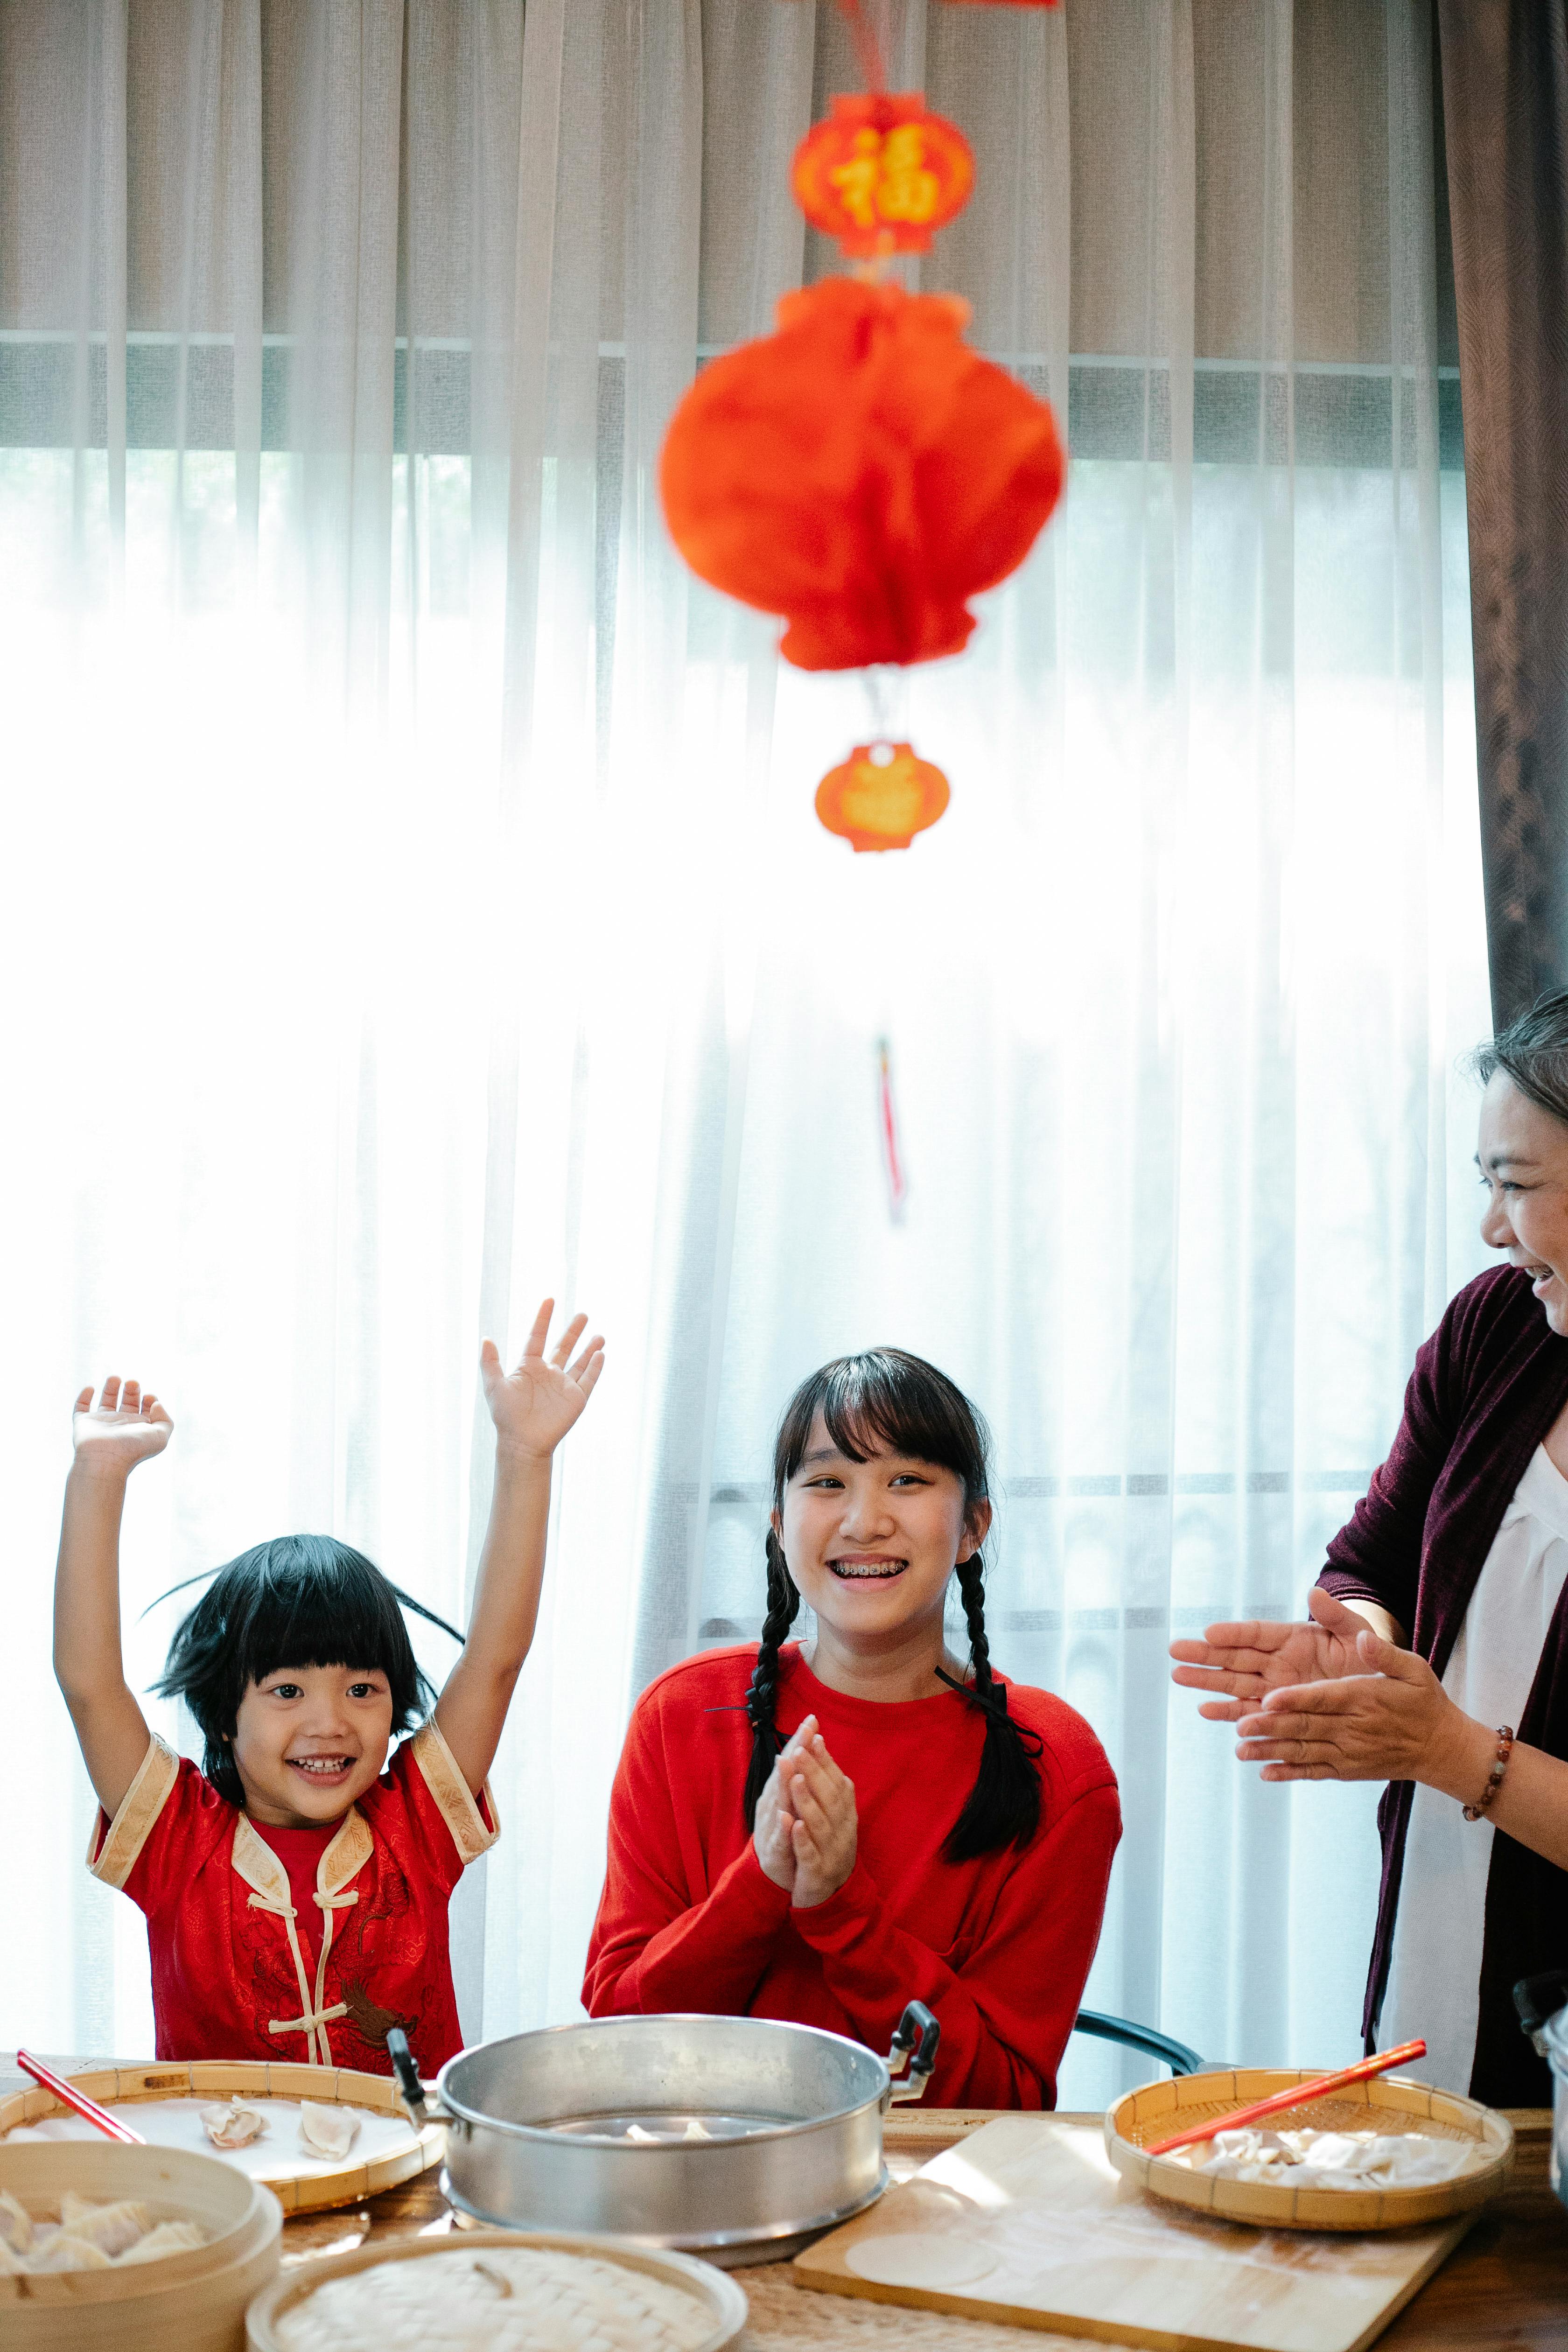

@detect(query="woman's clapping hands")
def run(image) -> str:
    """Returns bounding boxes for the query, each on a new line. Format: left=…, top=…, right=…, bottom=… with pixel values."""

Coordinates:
left=1169, top=1587, right=1389, bottom=1721
left=750, top=1713, right=858, bottom=1908
left=1234, top=1623, right=1490, bottom=1794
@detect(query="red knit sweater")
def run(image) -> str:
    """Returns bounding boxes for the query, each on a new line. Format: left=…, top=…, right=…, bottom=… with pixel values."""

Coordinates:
left=581, top=1644, right=1121, bottom=2107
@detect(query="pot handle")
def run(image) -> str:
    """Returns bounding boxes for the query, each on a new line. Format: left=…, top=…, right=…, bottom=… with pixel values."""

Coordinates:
left=386, top=2027, right=442, bottom=2129
left=886, top=2001, right=941, bottom=2102
left=1514, top=1969, right=1568, bottom=2056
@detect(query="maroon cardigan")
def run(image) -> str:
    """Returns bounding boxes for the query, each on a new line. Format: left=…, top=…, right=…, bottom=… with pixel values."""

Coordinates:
left=1318, top=1263, right=1568, bottom=2104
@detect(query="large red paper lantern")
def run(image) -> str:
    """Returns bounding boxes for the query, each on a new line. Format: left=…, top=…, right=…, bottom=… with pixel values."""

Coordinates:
left=792, top=94, right=974, bottom=257
left=659, top=275, right=1064, bottom=673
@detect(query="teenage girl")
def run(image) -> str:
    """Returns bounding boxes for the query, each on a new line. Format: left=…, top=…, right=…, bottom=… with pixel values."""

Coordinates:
left=583, top=1349, right=1120, bottom=2107
left=55, top=1301, right=603, bottom=2077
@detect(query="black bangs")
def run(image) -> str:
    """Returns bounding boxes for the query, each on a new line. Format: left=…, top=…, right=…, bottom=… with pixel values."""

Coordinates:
left=152, top=1535, right=463, bottom=1807
left=772, top=1348, right=991, bottom=1513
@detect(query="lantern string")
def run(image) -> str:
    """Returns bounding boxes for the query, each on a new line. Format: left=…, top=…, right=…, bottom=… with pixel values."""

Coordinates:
left=864, top=661, right=909, bottom=745
left=830, top=0, right=889, bottom=94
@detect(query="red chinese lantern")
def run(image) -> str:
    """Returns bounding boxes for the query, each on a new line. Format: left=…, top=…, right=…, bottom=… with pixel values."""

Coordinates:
left=792, top=94, right=974, bottom=258
left=815, top=741, right=951, bottom=853
left=659, top=274, right=1064, bottom=673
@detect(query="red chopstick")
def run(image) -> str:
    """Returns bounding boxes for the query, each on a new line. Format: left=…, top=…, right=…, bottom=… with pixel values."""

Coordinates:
left=16, top=2050, right=145, bottom=2144
left=1144, top=2038, right=1428, bottom=2157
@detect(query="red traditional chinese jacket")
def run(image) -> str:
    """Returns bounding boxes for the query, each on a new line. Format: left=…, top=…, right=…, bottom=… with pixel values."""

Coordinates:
left=89, top=1720, right=497, bottom=2076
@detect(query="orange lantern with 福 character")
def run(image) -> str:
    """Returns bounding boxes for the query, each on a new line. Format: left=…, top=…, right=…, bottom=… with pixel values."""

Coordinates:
left=791, top=94, right=974, bottom=258
left=815, top=741, right=952, bottom=854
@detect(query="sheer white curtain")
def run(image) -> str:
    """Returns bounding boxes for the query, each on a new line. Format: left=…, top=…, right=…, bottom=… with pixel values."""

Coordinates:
left=0, top=0, right=1485, bottom=2096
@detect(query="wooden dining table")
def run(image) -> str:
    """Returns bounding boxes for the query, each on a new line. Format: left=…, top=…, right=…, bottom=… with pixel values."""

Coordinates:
left=5, top=2060, right=1564, bottom=2349
left=277, top=2104, right=1568, bottom=2350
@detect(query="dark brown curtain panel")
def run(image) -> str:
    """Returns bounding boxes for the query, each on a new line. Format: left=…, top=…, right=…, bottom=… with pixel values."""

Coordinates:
left=1437, top=0, right=1568, bottom=1024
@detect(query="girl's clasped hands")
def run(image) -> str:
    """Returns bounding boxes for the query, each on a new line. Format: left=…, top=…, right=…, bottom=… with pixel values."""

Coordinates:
left=752, top=1713, right=858, bottom=1907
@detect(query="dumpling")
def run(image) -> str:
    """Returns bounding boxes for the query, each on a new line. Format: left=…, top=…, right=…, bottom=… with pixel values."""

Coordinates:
left=27, top=2234, right=113, bottom=2272
left=200, top=2099, right=267, bottom=2149
left=115, top=2220, right=209, bottom=2264
left=59, top=2195, right=153, bottom=2256
left=0, top=2189, right=33, bottom=2254
left=298, top=2100, right=360, bottom=2159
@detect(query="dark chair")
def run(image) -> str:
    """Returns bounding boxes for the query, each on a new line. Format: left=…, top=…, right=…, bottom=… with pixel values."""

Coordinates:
left=1072, top=2009, right=1204, bottom=2076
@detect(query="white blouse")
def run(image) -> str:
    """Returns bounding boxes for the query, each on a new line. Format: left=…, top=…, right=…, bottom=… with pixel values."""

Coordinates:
left=1378, top=1442, right=1568, bottom=2093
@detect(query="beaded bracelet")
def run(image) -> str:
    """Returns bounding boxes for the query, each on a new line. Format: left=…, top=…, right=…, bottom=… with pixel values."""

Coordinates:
left=1462, top=1725, right=1515, bottom=1822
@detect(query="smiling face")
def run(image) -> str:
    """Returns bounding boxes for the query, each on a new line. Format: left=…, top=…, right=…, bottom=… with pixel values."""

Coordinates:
left=229, top=1663, right=395, bottom=1827
left=1477, top=1071, right=1568, bottom=1334
left=776, top=1412, right=992, bottom=1652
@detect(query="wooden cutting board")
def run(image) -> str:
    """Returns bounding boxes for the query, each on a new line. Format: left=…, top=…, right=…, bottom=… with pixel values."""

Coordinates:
left=793, top=2115, right=1477, bottom=2352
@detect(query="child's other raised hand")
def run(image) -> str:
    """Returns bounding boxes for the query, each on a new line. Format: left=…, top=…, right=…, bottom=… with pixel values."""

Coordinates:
left=71, top=1376, right=173, bottom=1477
left=480, top=1299, right=605, bottom=1462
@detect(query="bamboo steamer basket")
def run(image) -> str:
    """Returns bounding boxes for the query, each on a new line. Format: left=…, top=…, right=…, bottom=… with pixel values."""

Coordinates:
left=1106, top=2065, right=1514, bottom=2232
left=0, top=2137, right=282, bottom=2351
left=0, top=2060, right=442, bottom=2215
left=245, top=2227, right=748, bottom=2352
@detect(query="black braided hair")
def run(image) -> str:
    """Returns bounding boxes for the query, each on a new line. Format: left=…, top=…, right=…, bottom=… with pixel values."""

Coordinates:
left=742, top=1528, right=802, bottom=1828
left=939, top=1551, right=1043, bottom=1860
left=745, top=1347, right=1042, bottom=1858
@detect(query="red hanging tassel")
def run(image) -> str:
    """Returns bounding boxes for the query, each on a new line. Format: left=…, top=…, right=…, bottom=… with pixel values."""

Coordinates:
left=877, top=1036, right=908, bottom=1221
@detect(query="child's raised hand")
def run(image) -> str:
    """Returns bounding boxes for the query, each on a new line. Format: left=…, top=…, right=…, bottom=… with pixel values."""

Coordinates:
left=71, top=1376, right=173, bottom=1477
left=480, top=1300, right=605, bottom=1461
left=438, top=1305, right=604, bottom=1796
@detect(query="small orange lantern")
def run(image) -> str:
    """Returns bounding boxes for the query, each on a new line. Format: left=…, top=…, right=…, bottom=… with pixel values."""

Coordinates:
left=791, top=94, right=975, bottom=257
left=815, top=740, right=951, bottom=852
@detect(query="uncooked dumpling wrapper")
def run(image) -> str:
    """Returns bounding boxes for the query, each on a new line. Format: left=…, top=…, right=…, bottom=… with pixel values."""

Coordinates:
left=27, top=2233, right=114, bottom=2272
left=0, top=2198, right=210, bottom=2274
left=59, top=2194, right=153, bottom=2256
left=0, top=2188, right=34, bottom=2254
left=1186, top=2125, right=1483, bottom=2189
left=201, top=2099, right=268, bottom=2149
left=299, top=2100, right=361, bottom=2160
left=115, top=2219, right=209, bottom=2264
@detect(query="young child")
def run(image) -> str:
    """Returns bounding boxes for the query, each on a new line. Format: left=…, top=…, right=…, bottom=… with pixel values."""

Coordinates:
left=583, top=1347, right=1121, bottom=2108
left=55, top=1300, right=602, bottom=2077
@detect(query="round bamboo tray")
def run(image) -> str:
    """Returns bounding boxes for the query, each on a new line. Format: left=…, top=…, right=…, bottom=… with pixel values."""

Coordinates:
left=0, top=2137, right=282, bottom=2350
left=0, top=2061, right=442, bottom=2215
left=245, top=2227, right=749, bottom=2351
left=1106, top=2067, right=1514, bottom=2232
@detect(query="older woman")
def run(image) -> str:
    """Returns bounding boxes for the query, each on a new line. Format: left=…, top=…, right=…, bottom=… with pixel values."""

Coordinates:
left=1172, top=991, right=1568, bottom=2106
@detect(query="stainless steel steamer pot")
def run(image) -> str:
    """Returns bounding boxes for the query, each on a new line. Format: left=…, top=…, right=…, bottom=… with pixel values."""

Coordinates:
left=388, top=2007, right=939, bottom=2264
